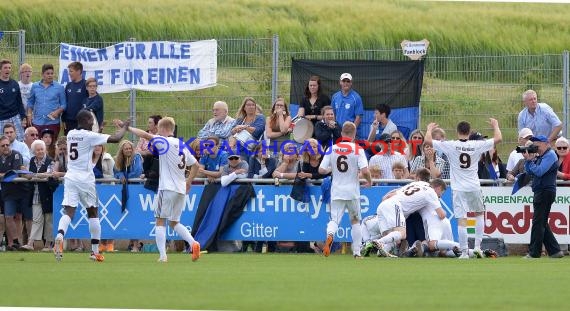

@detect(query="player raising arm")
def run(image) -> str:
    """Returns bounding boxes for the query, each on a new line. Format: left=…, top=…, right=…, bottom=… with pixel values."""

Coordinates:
left=128, top=117, right=201, bottom=262
left=54, top=110, right=129, bottom=262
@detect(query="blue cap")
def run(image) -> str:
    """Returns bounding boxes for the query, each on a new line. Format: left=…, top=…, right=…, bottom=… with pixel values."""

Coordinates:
left=529, top=135, right=549, bottom=143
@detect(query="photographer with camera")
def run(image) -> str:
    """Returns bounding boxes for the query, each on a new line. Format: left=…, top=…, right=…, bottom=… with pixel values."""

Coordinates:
left=522, top=135, right=564, bottom=258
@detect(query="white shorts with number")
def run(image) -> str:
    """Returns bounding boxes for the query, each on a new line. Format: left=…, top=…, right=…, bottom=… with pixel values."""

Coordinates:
left=330, top=199, right=361, bottom=225
left=61, top=179, right=98, bottom=208
left=376, top=197, right=405, bottom=234
left=452, top=190, right=485, bottom=218
left=154, top=190, right=185, bottom=222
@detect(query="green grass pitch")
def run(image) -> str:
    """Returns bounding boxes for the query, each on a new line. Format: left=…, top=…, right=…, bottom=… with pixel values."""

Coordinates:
left=1, top=252, right=569, bottom=310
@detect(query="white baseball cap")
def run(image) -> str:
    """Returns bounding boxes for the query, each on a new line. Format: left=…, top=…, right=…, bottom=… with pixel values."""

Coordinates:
left=339, top=73, right=352, bottom=81
left=518, top=128, right=533, bottom=139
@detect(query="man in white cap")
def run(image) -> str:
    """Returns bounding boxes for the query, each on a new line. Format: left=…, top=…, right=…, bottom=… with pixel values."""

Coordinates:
left=331, top=73, right=364, bottom=138
left=506, top=127, right=533, bottom=174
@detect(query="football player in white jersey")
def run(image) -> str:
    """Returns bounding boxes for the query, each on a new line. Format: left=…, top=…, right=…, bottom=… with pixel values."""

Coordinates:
left=54, top=110, right=129, bottom=262
left=128, top=117, right=200, bottom=263
left=425, top=119, right=502, bottom=259
left=319, top=121, right=372, bottom=258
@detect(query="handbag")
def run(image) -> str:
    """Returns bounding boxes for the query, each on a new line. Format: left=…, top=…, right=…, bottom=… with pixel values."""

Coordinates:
left=232, top=119, right=258, bottom=151
left=290, top=162, right=309, bottom=203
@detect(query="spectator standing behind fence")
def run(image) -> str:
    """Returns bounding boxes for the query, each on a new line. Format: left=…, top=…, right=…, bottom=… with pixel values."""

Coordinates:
left=41, top=128, right=56, bottom=159
left=367, top=104, right=398, bottom=144
left=5, top=123, right=31, bottom=168
left=554, top=136, right=570, bottom=254
left=314, top=105, right=341, bottom=150
left=21, top=140, right=56, bottom=251
left=426, top=119, right=501, bottom=259
left=113, top=140, right=143, bottom=182
left=0, top=59, right=27, bottom=141
left=319, top=122, right=372, bottom=258
left=522, top=135, right=564, bottom=259
left=407, top=129, right=424, bottom=167
left=272, top=143, right=300, bottom=181
left=298, top=138, right=326, bottom=180
left=135, top=115, right=161, bottom=157
left=506, top=128, right=533, bottom=174
left=248, top=144, right=277, bottom=179
left=229, top=97, right=265, bottom=158
left=18, top=63, right=33, bottom=117
left=27, top=64, right=66, bottom=138
left=24, top=127, right=39, bottom=150
left=265, top=97, right=292, bottom=152
left=409, top=143, right=448, bottom=179
left=297, top=75, right=330, bottom=128
left=431, top=127, right=448, bottom=162
left=517, top=90, right=562, bottom=143
left=0, top=135, right=28, bottom=251
left=198, top=136, right=228, bottom=183
left=92, top=145, right=114, bottom=179
left=369, top=133, right=408, bottom=180
left=221, top=154, right=248, bottom=187
left=63, top=62, right=88, bottom=134
left=331, top=73, right=364, bottom=138
left=83, top=78, right=104, bottom=132
left=197, top=101, right=235, bottom=142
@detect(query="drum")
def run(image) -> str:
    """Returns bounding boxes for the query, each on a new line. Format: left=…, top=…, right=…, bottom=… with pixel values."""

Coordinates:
left=291, top=116, right=314, bottom=143
left=233, top=129, right=257, bottom=151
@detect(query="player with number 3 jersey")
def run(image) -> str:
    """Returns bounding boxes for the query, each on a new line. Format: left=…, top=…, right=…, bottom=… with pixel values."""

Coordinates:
left=128, top=117, right=201, bottom=263
left=425, top=119, right=502, bottom=259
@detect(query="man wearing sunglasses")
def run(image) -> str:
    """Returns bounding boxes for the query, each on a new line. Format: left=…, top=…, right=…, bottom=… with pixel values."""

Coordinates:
left=24, top=127, right=39, bottom=150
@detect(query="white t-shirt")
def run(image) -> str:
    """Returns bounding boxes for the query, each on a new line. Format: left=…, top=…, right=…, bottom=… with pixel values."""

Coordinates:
left=65, top=129, right=110, bottom=183
left=157, top=136, right=197, bottom=194
left=432, top=139, right=494, bottom=191
left=506, top=149, right=523, bottom=172
left=394, top=181, right=441, bottom=217
left=18, top=81, right=32, bottom=110
left=319, top=142, right=368, bottom=200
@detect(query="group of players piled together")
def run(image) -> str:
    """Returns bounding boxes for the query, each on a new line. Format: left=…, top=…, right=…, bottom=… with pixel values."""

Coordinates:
left=318, top=119, right=503, bottom=259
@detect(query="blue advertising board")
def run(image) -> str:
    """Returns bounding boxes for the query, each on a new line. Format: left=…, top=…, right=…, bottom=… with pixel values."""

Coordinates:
left=53, top=184, right=455, bottom=242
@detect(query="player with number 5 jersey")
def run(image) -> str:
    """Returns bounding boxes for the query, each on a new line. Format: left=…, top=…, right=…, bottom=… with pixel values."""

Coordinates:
left=127, top=117, right=201, bottom=263
left=425, top=119, right=502, bottom=259
left=54, top=110, right=130, bottom=262
left=318, top=121, right=371, bottom=258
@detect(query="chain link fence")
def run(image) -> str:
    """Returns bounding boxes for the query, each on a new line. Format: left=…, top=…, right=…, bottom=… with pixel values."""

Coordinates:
left=1, top=30, right=568, bottom=158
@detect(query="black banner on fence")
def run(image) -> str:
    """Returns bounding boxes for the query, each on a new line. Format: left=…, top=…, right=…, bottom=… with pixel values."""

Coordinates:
left=289, top=59, right=425, bottom=139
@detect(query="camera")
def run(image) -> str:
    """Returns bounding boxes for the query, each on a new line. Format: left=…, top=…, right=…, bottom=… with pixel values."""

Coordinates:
left=516, top=145, right=539, bottom=153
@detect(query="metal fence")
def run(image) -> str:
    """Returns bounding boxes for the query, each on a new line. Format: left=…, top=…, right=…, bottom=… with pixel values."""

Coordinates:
left=1, top=30, right=569, bottom=158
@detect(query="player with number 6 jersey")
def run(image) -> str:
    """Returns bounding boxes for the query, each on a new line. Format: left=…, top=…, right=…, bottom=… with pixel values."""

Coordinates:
left=425, top=119, right=502, bottom=259
left=318, top=121, right=371, bottom=258
left=54, top=110, right=130, bottom=262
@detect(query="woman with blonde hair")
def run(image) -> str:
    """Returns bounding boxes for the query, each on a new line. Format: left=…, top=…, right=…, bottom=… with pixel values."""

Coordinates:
left=230, top=97, right=265, bottom=158
left=298, top=138, right=326, bottom=180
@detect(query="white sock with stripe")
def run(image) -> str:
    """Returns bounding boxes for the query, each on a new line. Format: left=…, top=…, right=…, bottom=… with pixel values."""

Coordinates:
left=57, top=214, right=72, bottom=237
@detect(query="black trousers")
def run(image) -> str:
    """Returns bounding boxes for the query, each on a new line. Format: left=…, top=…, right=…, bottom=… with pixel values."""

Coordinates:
left=529, top=190, right=561, bottom=257
left=406, top=212, right=425, bottom=246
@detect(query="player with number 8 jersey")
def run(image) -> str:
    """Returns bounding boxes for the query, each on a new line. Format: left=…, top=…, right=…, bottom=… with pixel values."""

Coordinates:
left=318, top=121, right=371, bottom=258
left=425, top=119, right=502, bottom=259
